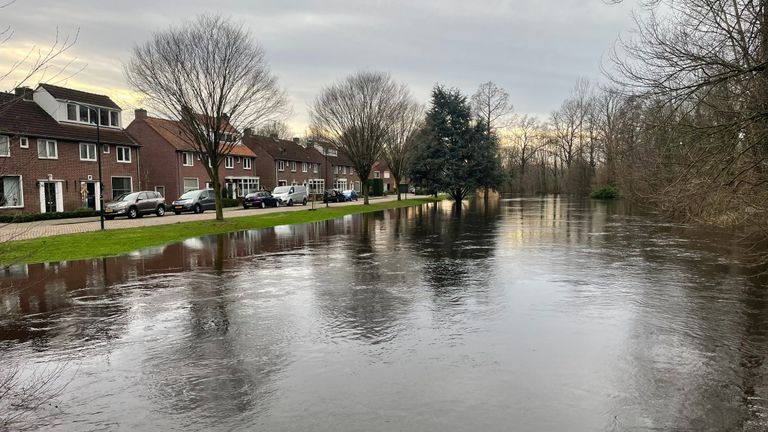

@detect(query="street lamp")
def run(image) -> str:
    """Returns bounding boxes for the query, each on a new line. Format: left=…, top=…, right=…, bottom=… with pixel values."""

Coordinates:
left=74, top=103, right=105, bottom=230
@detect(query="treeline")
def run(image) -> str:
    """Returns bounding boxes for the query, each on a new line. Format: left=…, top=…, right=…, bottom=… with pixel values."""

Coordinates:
left=500, top=0, right=768, bottom=242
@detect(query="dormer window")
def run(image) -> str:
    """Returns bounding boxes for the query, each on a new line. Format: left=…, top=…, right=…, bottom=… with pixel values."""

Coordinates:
left=67, top=103, right=120, bottom=127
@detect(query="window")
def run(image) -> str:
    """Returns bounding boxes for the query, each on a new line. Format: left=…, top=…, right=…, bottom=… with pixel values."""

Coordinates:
left=0, top=136, right=9, bottom=157
left=0, top=175, right=23, bottom=208
left=79, top=143, right=97, bottom=161
left=110, top=111, right=119, bottom=127
left=278, top=180, right=287, bottom=186
left=313, top=163, right=318, bottom=173
left=102, top=144, right=110, bottom=154
left=37, top=139, right=57, bottom=159
left=334, top=166, right=339, bottom=174
left=327, top=148, right=338, bottom=157
left=111, top=177, right=132, bottom=199
left=99, top=108, right=109, bottom=126
left=290, top=161, right=297, bottom=172
left=243, top=158, right=252, bottom=170
left=79, top=105, right=90, bottom=123
left=350, top=167, right=355, bottom=175
left=342, top=166, right=347, bottom=174
left=278, top=160, right=285, bottom=171
left=183, top=178, right=199, bottom=192
left=67, top=104, right=78, bottom=121
left=225, top=156, right=234, bottom=169
left=155, top=186, right=165, bottom=197
left=116, top=146, right=131, bottom=163
left=302, top=162, right=308, bottom=173
left=374, top=171, right=381, bottom=179
left=384, top=171, right=391, bottom=179
left=19, top=137, right=28, bottom=148
left=182, top=152, right=194, bottom=166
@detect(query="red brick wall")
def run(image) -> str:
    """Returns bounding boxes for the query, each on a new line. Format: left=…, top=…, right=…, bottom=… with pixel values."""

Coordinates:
left=0, top=135, right=139, bottom=214
left=275, top=159, right=323, bottom=188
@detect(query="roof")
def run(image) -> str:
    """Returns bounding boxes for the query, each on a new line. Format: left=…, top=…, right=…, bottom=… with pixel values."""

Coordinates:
left=244, top=134, right=324, bottom=164
left=0, top=92, right=137, bottom=146
left=141, top=117, right=255, bottom=157
left=38, top=83, right=121, bottom=110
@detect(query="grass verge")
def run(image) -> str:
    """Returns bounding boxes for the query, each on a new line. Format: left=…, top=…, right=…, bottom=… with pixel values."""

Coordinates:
left=1, top=197, right=443, bottom=265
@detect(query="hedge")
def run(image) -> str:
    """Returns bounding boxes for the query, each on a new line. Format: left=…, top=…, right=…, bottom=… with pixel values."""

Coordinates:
left=0, top=208, right=99, bottom=223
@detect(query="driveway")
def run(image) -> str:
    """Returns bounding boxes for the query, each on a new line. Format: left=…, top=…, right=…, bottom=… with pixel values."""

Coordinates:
left=0, top=195, right=409, bottom=242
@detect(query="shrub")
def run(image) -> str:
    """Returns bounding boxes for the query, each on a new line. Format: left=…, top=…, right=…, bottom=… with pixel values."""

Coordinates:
left=222, top=198, right=240, bottom=208
left=369, top=179, right=384, bottom=196
left=0, top=208, right=99, bottom=223
left=590, top=186, right=620, bottom=200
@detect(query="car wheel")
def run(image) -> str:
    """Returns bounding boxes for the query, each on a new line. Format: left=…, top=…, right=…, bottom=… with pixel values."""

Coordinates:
left=243, top=204, right=249, bottom=210
left=194, top=204, right=202, bottom=214
left=302, top=198, right=307, bottom=206
left=174, top=211, right=181, bottom=215
left=261, top=202, right=266, bottom=209
left=288, top=199, right=293, bottom=206
left=156, top=205, right=165, bottom=217
left=127, top=206, right=138, bottom=219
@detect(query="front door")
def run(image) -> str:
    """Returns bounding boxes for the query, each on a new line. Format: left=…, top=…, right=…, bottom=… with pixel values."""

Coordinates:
left=44, top=183, right=57, bottom=213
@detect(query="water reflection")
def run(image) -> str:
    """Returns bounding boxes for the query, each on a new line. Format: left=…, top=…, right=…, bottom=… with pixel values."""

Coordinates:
left=0, top=196, right=766, bottom=431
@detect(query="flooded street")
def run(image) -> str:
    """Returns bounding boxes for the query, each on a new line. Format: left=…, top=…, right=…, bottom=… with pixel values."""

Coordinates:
left=1, top=196, right=766, bottom=431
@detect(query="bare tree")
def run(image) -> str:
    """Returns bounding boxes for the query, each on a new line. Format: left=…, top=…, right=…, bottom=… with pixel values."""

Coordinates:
left=382, top=100, right=423, bottom=200
left=510, top=114, right=547, bottom=190
left=125, top=14, right=288, bottom=220
left=255, top=120, right=293, bottom=140
left=310, top=71, right=413, bottom=205
left=471, top=81, right=513, bottom=135
left=0, top=361, right=71, bottom=432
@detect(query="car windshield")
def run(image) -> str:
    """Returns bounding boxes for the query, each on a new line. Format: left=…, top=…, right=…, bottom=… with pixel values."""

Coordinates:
left=273, top=186, right=291, bottom=194
left=179, top=190, right=200, bottom=200
left=116, top=192, right=140, bottom=202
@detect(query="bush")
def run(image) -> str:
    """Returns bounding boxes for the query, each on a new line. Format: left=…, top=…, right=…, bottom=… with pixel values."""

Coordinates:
left=222, top=198, right=240, bottom=208
left=369, top=179, right=384, bottom=197
left=0, top=208, right=99, bottom=223
left=590, top=186, right=620, bottom=200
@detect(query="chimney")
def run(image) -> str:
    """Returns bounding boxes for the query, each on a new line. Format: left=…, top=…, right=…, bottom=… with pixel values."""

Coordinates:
left=269, top=133, right=278, bottom=139
left=14, top=87, right=33, bottom=101
left=293, top=137, right=303, bottom=147
left=134, top=108, right=147, bottom=120
left=243, top=128, right=253, bottom=138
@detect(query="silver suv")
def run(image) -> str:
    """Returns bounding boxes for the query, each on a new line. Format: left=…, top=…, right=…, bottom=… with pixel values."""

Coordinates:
left=104, top=191, right=166, bottom=219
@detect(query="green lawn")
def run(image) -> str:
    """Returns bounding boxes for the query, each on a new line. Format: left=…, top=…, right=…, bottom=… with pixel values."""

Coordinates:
left=1, top=197, right=443, bottom=265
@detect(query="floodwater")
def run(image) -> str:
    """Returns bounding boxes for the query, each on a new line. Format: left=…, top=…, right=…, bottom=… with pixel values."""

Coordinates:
left=1, top=196, right=766, bottom=431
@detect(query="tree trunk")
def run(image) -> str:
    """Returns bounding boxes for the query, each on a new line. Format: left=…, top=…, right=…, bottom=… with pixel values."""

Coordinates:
left=361, top=178, right=370, bottom=205
left=395, top=176, right=402, bottom=201
left=211, top=172, right=224, bottom=221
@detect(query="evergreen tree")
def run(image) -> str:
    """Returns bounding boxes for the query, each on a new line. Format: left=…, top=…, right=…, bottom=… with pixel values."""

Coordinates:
left=411, top=85, right=502, bottom=205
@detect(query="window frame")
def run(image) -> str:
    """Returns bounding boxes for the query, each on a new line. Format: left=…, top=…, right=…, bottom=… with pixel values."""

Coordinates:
left=278, top=160, right=285, bottom=172
left=183, top=177, right=199, bottom=193
left=79, top=142, right=97, bottom=161
left=0, top=135, right=9, bottom=157
left=225, top=156, right=234, bottom=169
left=0, top=175, right=24, bottom=209
left=19, top=137, right=29, bottom=149
left=110, top=176, right=133, bottom=200
left=116, top=146, right=131, bottom=163
left=102, top=144, right=110, bottom=154
left=109, top=111, right=119, bottom=127
left=302, top=162, right=308, bottom=173
left=374, top=171, right=381, bottom=179
left=182, top=152, right=194, bottom=167
left=290, top=161, right=297, bottom=172
left=243, top=158, right=252, bottom=170
left=37, top=139, right=58, bottom=159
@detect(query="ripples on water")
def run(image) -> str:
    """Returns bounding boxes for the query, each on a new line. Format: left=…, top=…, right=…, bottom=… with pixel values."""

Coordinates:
left=1, top=196, right=767, bottom=431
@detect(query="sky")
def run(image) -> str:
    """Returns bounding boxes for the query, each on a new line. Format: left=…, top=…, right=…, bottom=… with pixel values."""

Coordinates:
left=0, top=0, right=639, bottom=134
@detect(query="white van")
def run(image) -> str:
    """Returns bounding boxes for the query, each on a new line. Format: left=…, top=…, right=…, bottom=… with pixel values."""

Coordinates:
left=272, top=185, right=308, bottom=206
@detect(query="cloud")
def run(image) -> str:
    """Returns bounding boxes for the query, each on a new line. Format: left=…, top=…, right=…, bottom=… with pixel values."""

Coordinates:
left=0, top=0, right=638, bottom=132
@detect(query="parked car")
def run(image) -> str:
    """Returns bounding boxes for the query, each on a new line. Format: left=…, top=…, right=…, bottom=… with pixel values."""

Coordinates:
left=323, top=189, right=345, bottom=203
left=243, top=191, right=280, bottom=209
left=342, top=189, right=359, bottom=201
left=272, top=185, right=307, bottom=206
left=104, top=191, right=166, bottom=219
left=171, top=189, right=216, bottom=214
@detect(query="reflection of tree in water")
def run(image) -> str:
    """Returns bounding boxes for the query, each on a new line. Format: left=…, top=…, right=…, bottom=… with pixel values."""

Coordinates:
left=311, top=212, right=418, bottom=345
left=598, top=211, right=768, bottom=431
left=414, top=200, right=500, bottom=303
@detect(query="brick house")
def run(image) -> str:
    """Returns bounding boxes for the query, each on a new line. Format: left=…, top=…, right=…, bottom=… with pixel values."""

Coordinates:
left=369, top=160, right=398, bottom=193
left=126, top=109, right=259, bottom=201
left=309, top=142, right=360, bottom=192
left=0, top=85, right=140, bottom=214
left=243, top=133, right=325, bottom=192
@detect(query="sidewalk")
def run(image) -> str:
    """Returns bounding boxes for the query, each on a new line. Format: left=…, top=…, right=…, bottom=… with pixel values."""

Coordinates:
left=0, top=195, right=406, bottom=242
